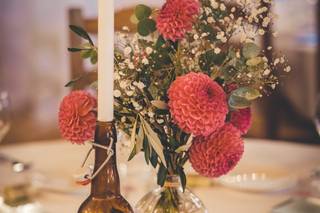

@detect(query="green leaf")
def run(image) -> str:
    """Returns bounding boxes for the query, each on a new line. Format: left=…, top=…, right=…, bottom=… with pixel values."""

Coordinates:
left=68, top=47, right=83, bottom=52
left=150, top=148, right=158, bottom=168
left=128, top=144, right=137, bottom=161
left=175, top=134, right=193, bottom=153
left=65, top=76, right=82, bottom=87
left=231, top=87, right=261, bottom=101
left=151, top=100, right=168, bottom=110
left=242, top=43, right=260, bottom=59
left=130, top=116, right=139, bottom=145
left=143, top=137, right=150, bottom=165
left=80, top=49, right=92, bottom=58
left=155, top=35, right=166, bottom=49
left=137, top=19, right=156, bottom=36
left=64, top=72, right=97, bottom=88
left=135, top=4, right=152, bottom=21
left=69, top=25, right=94, bottom=45
left=111, top=208, right=123, bottom=213
left=177, top=166, right=187, bottom=192
left=90, top=50, right=98, bottom=64
left=228, top=95, right=251, bottom=109
left=246, top=57, right=263, bottom=66
left=140, top=116, right=167, bottom=167
left=157, top=164, right=168, bottom=186
left=89, top=81, right=98, bottom=90
left=136, top=126, right=144, bottom=153
left=199, top=50, right=227, bottom=72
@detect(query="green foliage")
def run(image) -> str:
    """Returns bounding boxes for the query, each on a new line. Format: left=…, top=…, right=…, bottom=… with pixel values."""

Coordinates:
left=135, top=4, right=152, bottom=20
left=137, top=19, right=156, bottom=36
left=90, top=50, right=98, bottom=64
left=228, top=87, right=261, bottom=109
left=111, top=208, right=123, bottom=213
left=65, top=0, right=285, bottom=189
left=199, top=50, right=227, bottom=72
left=242, top=43, right=260, bottom=59
left=68, top=48, right=83, bottom=52
left=228, top=95, right=251, bottom=109
left=64, top=72, right=97, bottom=88
left=157, top=164, right=168, bottom=187
left=232, top=87, right=261, bottom=101
left=69, top=25, right=94, bottom=45
left=135, top=4, right=156, bottom=37
left=150, top=148, right=158, bottom=168
left=176, top=166, right=186, bottom=191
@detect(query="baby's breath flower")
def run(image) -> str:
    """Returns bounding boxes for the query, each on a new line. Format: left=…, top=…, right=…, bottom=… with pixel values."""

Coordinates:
left=263, top=69, right=271, bottom=75
left=145, top=47, right=153, bottom=55
left=114, top=90, right=121, bottom=98
left=284, top=66, right=291, bottom=72
left=142, top=58, right=149, bottom=65
left=207, top=17, right=214, bottom=24
left=220, top=3, right=226, bottom=11
left=128, top=62, right=135, bottom=70
left=214, top=48, right=221, bottom=54
left=126, top=90, right=134, bottom=97
left=124, top=46, right=132, bottom=56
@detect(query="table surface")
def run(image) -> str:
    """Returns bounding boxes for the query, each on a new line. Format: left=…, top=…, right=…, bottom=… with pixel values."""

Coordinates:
left=1, top=138, right=320, bottom=213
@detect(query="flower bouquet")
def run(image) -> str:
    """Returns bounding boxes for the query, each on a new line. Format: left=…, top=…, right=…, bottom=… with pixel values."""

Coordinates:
left=59, top=0, right=290, bottom=212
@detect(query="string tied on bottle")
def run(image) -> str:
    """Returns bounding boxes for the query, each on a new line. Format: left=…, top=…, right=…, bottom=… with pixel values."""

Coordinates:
left=74, top=137, right=114, bottom=186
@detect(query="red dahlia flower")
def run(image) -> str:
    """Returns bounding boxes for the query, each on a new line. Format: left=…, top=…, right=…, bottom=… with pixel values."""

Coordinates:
left=168, top=72, right=228, bottom=136
left=230, top=108, right=252, bottom=135
left=189, top=123, right=244, bottom=178
left=156, top=0, right=200, bottom=41
left=58, top=91, right=97, bottom=144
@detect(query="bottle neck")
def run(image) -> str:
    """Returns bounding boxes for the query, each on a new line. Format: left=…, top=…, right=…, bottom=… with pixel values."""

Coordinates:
left=163, top=175, right=181, bottom=189
left=90, top=121, right=120, bottom=197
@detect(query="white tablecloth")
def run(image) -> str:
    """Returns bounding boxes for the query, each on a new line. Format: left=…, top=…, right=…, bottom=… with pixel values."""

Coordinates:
left=1, top=139, right=320, bottom=213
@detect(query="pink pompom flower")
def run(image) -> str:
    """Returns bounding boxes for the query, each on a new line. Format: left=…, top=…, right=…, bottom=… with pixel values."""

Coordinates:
left=156, top=0, right=200, bottom=41
left=230, top=108, right=252, bottom=135
left=189, top=123, right=244, bottom=178
left=168, top=72, right=228, bottom=136
left=59, top=91, right=97, bottom=144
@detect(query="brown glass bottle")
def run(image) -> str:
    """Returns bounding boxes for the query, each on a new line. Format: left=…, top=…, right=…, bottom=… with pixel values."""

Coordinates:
left=78, top=121, right=133, bottom=213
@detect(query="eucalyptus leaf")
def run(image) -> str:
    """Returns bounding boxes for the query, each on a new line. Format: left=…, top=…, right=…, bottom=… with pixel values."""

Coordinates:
left=246, top=57, right=263, bottom=66
left=231, top=87, right=261, bottom=101
left=228, top=95, right=251, bottom=109
left=242, top=43, right=260, bottom=59
left=69, top=25, right=94, bottom=45
left=137, top=19, right=156, bottom=37
left=135, top=4, right=152, bottom=21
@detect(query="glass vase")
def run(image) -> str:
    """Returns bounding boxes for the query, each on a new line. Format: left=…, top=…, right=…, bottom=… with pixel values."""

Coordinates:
left=135, top=175, right=207, bottom=213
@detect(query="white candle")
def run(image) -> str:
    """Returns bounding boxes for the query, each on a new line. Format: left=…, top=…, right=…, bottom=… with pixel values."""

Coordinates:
left=98, top=0, right=114, bottom=122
